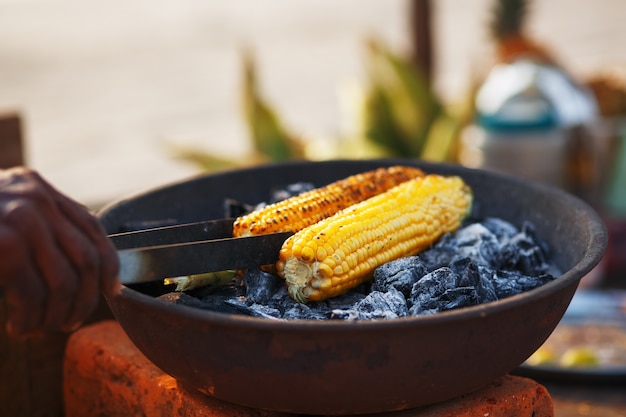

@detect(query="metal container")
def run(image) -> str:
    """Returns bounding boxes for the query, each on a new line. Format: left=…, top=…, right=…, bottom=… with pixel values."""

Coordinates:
left=99, top=159, right=607, bottom=415
left=460, top=58, right=599, bottom=192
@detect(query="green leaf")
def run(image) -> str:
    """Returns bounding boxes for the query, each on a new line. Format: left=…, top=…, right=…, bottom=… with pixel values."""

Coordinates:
left=360, top=39, right=442, bottom=157
left=241, top=49, right=302, bottom=161
left=169, top=145, right=239, bottom=171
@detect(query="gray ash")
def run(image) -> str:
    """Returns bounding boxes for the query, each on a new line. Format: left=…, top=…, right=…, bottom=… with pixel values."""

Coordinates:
left=158, top=217, right=558, bottom=320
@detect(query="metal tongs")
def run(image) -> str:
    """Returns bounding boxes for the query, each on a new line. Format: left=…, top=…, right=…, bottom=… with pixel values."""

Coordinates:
left=108, top=218, right=292, bottom=285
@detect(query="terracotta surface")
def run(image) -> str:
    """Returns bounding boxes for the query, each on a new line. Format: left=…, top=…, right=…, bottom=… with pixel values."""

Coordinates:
left=64, top=320, right=554, bottom=417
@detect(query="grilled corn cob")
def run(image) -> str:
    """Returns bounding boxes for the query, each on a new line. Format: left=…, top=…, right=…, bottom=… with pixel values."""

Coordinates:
left=232, top=166, right=424, bottom=237
left=276, top=174, right=473, bottom=303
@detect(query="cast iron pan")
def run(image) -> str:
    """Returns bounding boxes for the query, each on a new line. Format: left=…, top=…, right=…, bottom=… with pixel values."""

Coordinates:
left=99, top=159, right=607, bottom=415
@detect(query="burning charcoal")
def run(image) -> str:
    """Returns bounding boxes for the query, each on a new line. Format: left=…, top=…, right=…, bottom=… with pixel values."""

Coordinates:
left=449, top=223, right=502, bottom=268
left=177, top=282, right=254, bottom=315
left=515, top=246, right=552, bottom=276
left=302, top=292, right=368, bottom=320
left=480, top=217, right=519, bottom=240
left=519, top=221, right=552, bottom=258
left=410, top=267, right=458, bottom=300
left=307, top=291, right=368, bottom=318
left=224, top=186, right=310, bottom=219
left=491, top=269, right=555, bottom=298
left=330, top=309, right=359, bottom=320
left=449, top=258, right=476, bottom=284
left=499, top=226, right=552, bottom=276
left=408, top=303, right=439, bottom=316
left=269, top=182, right=315, bottom=203
left=440, top=287, right=481, bottom=310
left=451, top=258, right=498, bottom=303
left=243, top=269, right=283, bottom=305
left=356, top=288, right=408, bottom=319
left=266, top=285, right=295, bottom=309
left=159, top=212, right=558, bottom=321
left=417, top=242, right=458, bottom=271
left=372, top=256, right=428, bottom=297
left=409, top=267, right=460, bottom=315
left=224, top=198, right=256, bottom=218
left=232, top=301, right=282, bottom=319
left=159, top=291, right=254, bottom=316
left=332, top=288, right=408, bottom=320
left=323, top=291, right=368, bottom=308
left=282, top=303, right=328, bottom=320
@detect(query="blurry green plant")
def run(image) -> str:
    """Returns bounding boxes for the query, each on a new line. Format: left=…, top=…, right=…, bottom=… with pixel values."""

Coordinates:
left=240, top=48, right=304, bottom=162
left=347, top=38, right=467, bottom=162
left=174, top=39, right=471, bottom=171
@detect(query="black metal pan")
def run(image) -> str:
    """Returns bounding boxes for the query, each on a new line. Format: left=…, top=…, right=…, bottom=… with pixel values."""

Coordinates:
left=98, top=159, right=607, bottom=415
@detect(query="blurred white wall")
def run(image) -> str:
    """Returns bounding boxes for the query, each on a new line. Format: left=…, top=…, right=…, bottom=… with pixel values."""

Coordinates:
left=0, top=0, right=624, bottom=206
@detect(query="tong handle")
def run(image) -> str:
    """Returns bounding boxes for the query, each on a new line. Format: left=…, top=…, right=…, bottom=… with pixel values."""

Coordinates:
left=108, top=218, right=236, bottom=250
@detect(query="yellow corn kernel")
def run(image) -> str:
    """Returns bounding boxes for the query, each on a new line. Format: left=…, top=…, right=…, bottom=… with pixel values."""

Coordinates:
left=232, top=166, right=424, bottom=237
left=276, top=175, right=473, bottom=303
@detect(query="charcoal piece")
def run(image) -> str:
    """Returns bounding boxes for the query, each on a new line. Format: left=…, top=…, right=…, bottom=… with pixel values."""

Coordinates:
left=440, top=287, right=481, bottom=310
left=491, top=270, right=555, bottom=298
left=243, top=269, right=283, bottom=305
left=405, top=263, right=499, bottom=315
left=269, top=182, right=315, bottom=203
left=308, top=291, right=368, bottom=317
left=354, top=288, right=408, bottom=319
left=449, top=258, right=476, bottom=282
left=266, top=285, right=294, bottom=309
left=521, top=221, right=539, bottom=241
left=330, top=309, right=359, bottom=320
left=450, top=223, right=502, bottom=268
left=451, top=258, right=498, bottom=303
left=223, top=198, right=256, bottom=218
left=499, top=228, right=551, bottom=275
left=480, top=217, right=519, bottom=240
left=165, top=282, right=250, bottom=315
left=520, top=221, right=552, bottom=262
left=372, top=256, right=428, bottom=297
left=232, top=301, right=282, bottom=319
left=323, top=291, right=368, bottom=308
left=282, top=303, right=327, bottom=320
left=408, top=267, right=461, bottom=315
left=159, top=291, right=254, bottom=316
left=410, top=267, right=459, bottom=301
left=515, top=246, right=551, bottom=276
left=417, top=242, right=458, bottom=271
left=331, top=288, right=408, bottom=320
left=408, top=306, right=439, bottom=316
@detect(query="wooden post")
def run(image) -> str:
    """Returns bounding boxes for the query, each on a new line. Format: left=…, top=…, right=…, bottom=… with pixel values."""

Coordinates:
left=0, top=112, right=25, bottom=168
left=408, top=0, right=434, bottom=83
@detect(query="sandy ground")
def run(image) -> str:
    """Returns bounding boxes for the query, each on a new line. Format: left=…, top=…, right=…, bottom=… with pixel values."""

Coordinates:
left=1, top=0, right=625, bottom=207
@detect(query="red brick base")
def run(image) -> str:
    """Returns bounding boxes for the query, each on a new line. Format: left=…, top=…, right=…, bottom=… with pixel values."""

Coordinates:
left=64, top=321, right=554, bottom=417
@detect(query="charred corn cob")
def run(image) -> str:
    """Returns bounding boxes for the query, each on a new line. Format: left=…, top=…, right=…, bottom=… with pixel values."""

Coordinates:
left=232, top=166, right=424, bottom=237
left=276, top=174, right=473, bottom=303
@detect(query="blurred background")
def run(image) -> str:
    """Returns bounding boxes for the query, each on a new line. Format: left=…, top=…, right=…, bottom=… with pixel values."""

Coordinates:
left=3, top=3, right=626, bottom=414
left=2, top=0, right=625, bottom=205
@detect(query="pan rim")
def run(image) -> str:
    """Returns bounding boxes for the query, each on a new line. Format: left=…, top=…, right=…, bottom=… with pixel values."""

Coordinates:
left=106, top=158, right=608, bottom=331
